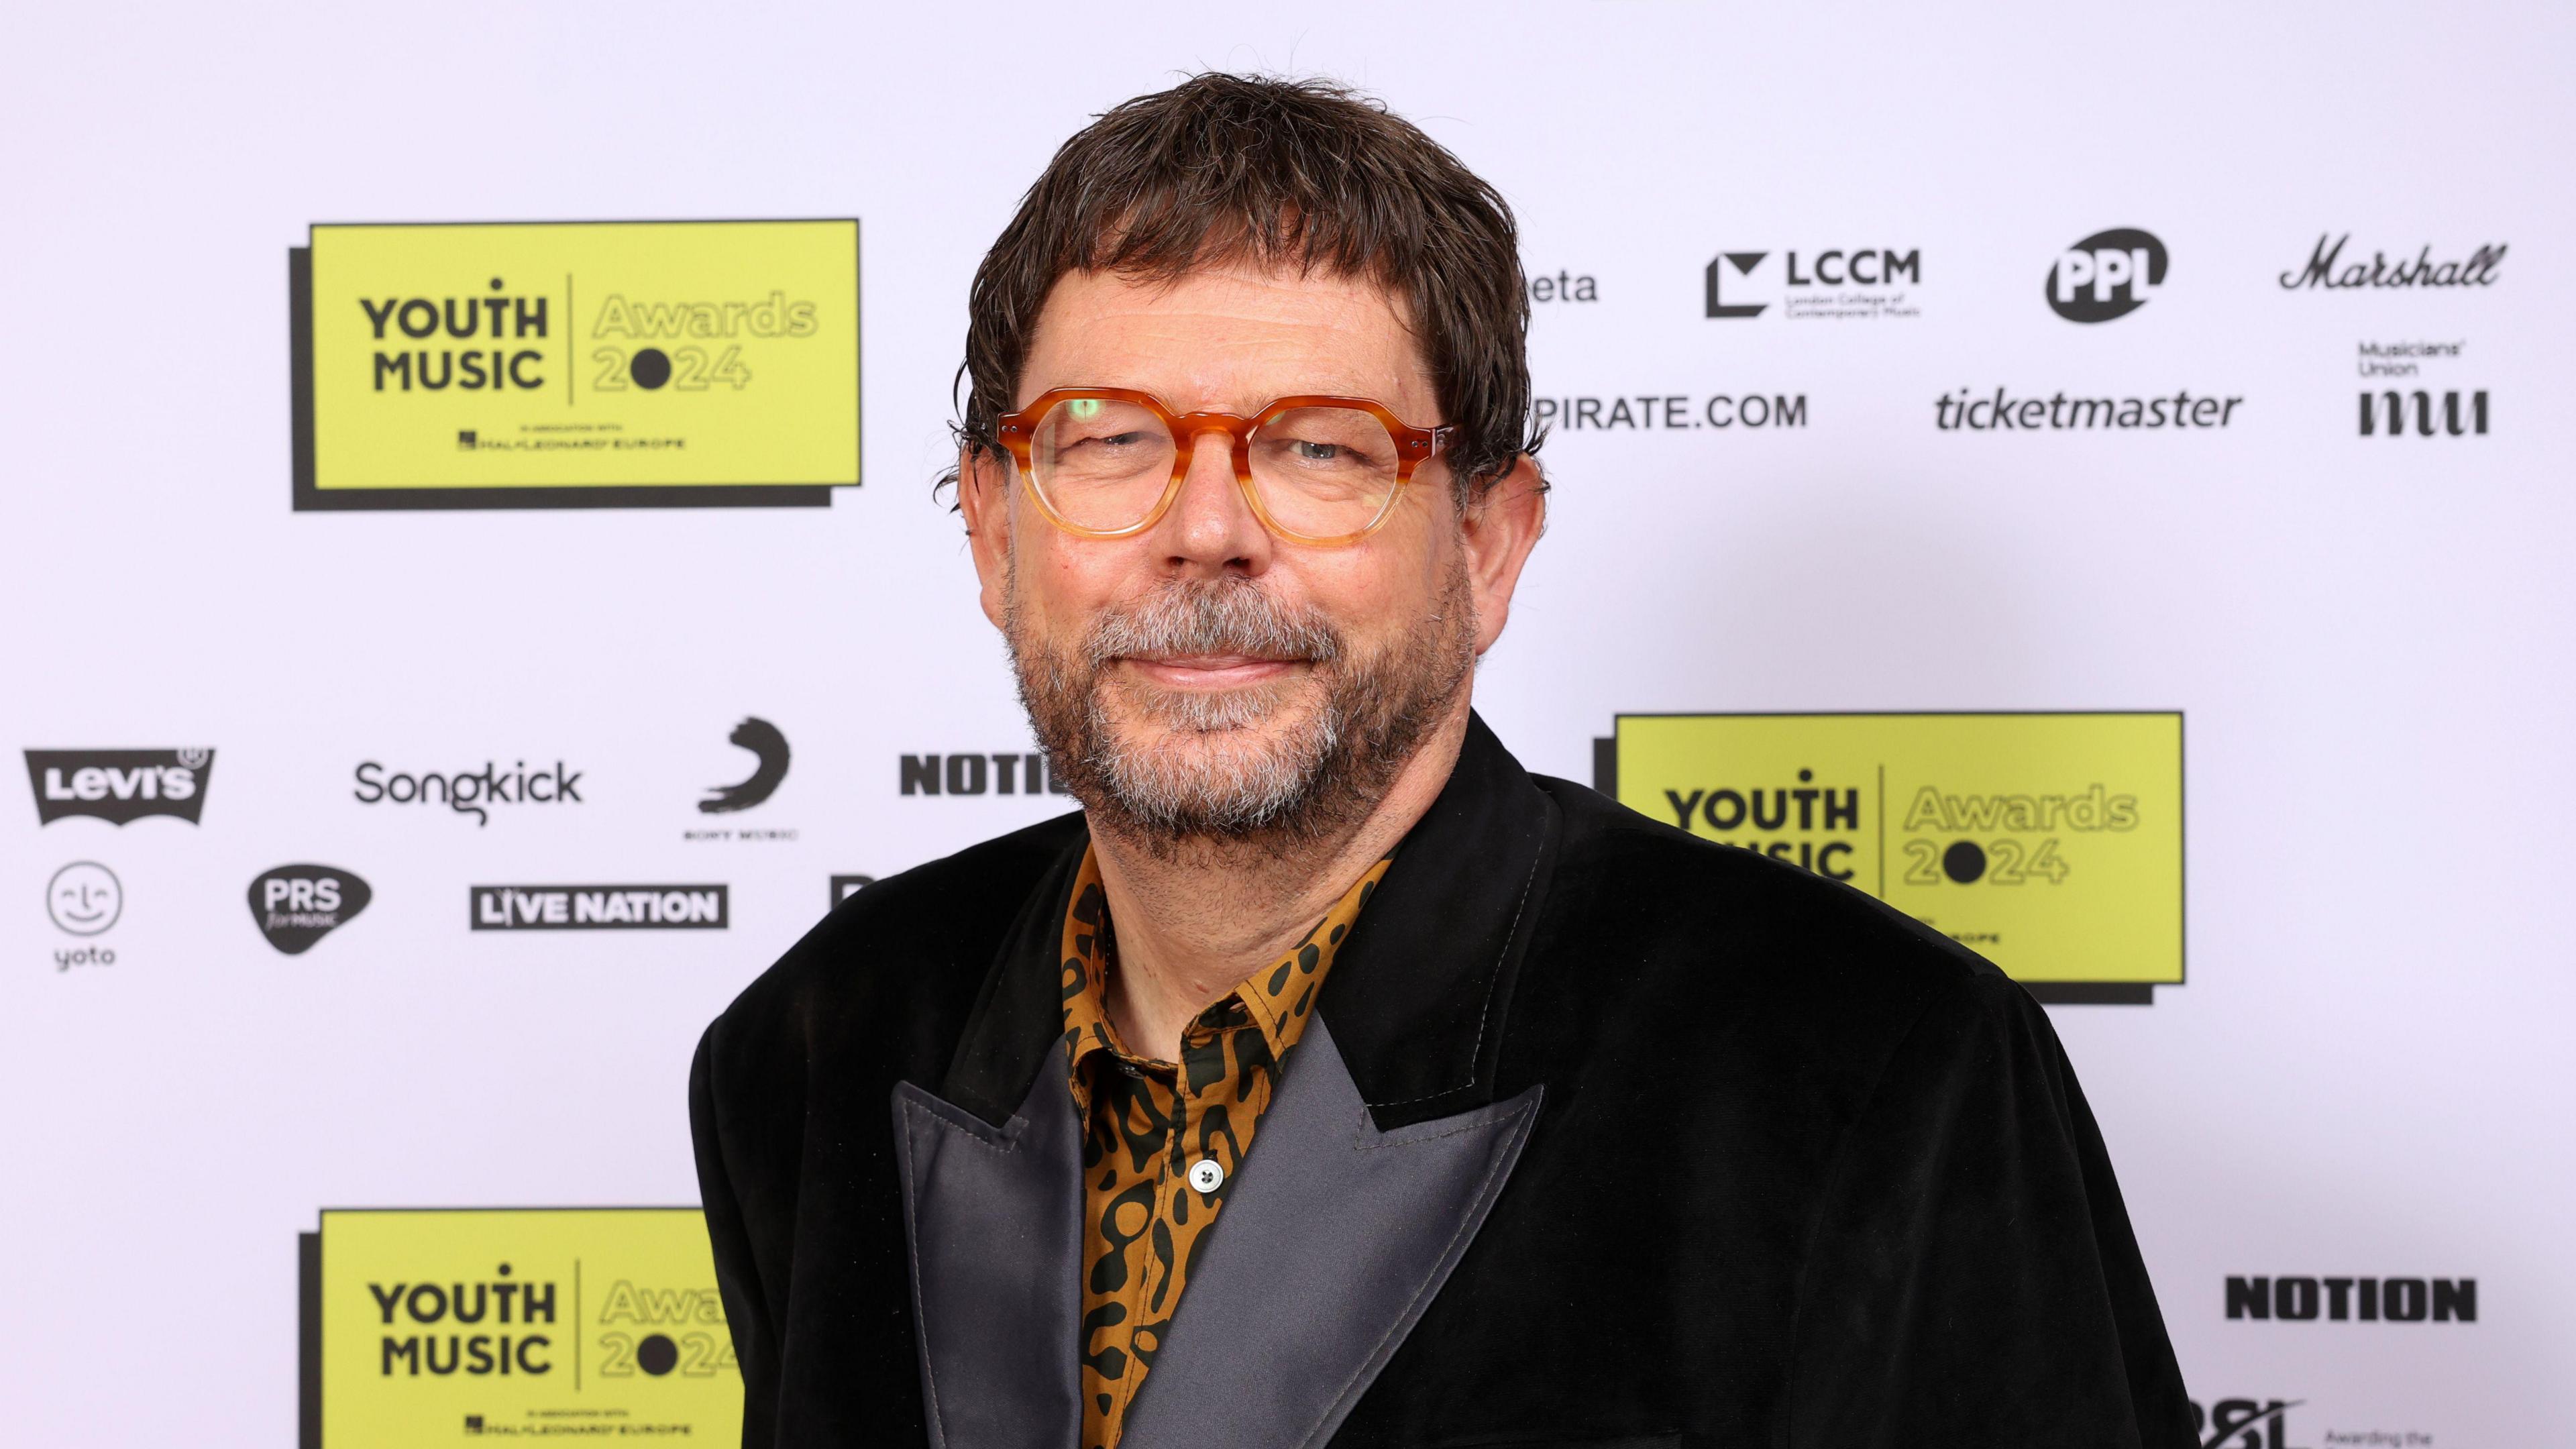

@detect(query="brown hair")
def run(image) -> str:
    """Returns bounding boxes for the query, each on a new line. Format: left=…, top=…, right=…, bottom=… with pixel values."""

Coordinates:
left=947, top=72, right=1542, bottom=508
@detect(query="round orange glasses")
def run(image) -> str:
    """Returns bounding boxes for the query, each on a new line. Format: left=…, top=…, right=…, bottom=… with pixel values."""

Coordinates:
left=994, top=387, right=1458, bottom=548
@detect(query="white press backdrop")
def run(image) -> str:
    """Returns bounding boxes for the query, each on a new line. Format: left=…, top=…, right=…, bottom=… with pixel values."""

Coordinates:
left=3, top=2, right=2571, bottom=1443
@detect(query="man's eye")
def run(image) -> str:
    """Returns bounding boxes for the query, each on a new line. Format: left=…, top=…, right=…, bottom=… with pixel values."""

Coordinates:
left=1294, top=441, right=1341, bottom=460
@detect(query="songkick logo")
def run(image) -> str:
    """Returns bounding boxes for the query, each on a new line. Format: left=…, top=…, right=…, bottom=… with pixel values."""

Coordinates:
left=248, top=865, right=372, bottom=956
left=26, top=749, right=214, bottom=825
left=2047, top=228, right=2167, bottom=323
left=1703, top=247, right=1921, bottom=321
left=700, top=717, right=788, bottom=814
left=352, top=760, right=582, bottom=826
left=470, top=885, right=728, bottom=930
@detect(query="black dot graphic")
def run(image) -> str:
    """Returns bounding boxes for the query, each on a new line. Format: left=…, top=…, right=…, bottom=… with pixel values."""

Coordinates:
left=630, top=347, right=672, bottom=389
left=637, top=1334, right=678, bottom=1375
left=1942, top=841, right=1987, bottom=884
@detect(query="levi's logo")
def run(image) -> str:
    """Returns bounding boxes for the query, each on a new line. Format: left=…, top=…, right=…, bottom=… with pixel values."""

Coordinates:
left=27, top=749, right=215, bottom=824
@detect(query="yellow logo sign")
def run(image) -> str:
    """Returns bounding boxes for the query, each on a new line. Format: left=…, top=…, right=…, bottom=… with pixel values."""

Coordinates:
left=292, top=219, right=859, bottom=508
left=1603, top=713, right=2183, bottom=1000
left=303, top=1208, right=740, bottom=1444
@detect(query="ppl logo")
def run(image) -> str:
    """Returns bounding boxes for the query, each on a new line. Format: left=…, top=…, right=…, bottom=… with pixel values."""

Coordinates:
left=26, top=749, right=214, bottom=825
left=248, top=865, right=372, bottom=955
left=2048, top=228, right=2167, bottom=323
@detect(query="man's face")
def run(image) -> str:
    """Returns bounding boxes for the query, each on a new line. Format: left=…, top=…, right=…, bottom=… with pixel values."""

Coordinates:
left=962, top=261, right=1527, bottom=848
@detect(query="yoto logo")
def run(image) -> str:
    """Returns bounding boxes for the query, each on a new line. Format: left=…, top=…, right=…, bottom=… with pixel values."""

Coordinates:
left=2360, top=389, right=2488, bottom=437
left=700, top=717, right=789, bottom=814
left=48, top=862, right=122, bottom=936
left=248, top=865, right=372, bottom=955
left=2048, top=228, right=2167, bottom=323
left=26, top=749, right=214, bottom=825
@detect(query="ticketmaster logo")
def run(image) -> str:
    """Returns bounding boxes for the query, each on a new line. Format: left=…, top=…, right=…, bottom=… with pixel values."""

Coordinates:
left=469, top=885, right=727, bottom=930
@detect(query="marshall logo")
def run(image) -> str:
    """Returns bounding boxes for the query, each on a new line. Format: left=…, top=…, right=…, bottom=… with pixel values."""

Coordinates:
left=249, top=865, right=372, bottom=955
left=2048, top=228, right=2167, bottom=323
left=2282, top=233, right=2505, bottom=290
left=2360, top=389, right=2488, bottom=436
left=2226, top=1275, right=2475, bottom=1322
left=700, top=717, right=788, bottom=814
left=26, top=749, right=214, bottom=825
left=470, top=885, right=729, bottom=930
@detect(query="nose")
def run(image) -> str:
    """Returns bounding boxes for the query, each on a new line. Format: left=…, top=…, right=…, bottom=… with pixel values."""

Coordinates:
left=1151, top=423, right=1273, bottom=579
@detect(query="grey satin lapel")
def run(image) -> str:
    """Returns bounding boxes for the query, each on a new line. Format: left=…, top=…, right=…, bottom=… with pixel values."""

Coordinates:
left=1120, top=1018, right=1544, bottom=1449
left=892, top=1069, right=1083, bottom=1449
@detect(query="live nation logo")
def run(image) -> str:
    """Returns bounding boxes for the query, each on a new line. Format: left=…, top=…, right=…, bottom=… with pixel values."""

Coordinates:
left=471, top=884, right=729, bottom=930
left=26, top=749, right=214, bottom=825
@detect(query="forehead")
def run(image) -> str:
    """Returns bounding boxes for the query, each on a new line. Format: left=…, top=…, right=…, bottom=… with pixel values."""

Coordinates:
left=1016, top=261, right=1434, bottom=417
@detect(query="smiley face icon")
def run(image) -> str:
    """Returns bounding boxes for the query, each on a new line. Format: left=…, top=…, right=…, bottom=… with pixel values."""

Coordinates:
left=48, top=862, right=122, bottom=936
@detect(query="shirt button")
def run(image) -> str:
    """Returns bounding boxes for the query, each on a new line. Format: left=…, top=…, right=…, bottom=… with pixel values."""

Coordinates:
left=1187, top=1158, right=1225, bottom=1193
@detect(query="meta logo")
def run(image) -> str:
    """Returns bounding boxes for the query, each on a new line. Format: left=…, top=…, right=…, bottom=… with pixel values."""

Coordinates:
left=1704, top=248, right=1921, bottom=320
left=2226, top=1275, right=2474, bottom=1323
left=2047, top=228, right=2167, bottom=323
left=701, top=716, right=789, bottom=814
left=2359, top=389, right=2488, bottom=437
left=470, top=885, right=727, bottom=930
left=248, top=865, right=372, bottom=956
left=902, top=753, right=1074, bottom=798
left=26, top=749, right=214, bottom=825
left=1527, top=269, right=1597, bottom=303
left=2190, top=1397, right=2305, bottom=1449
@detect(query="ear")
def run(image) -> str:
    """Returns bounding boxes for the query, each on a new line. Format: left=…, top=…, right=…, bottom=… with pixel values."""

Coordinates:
left=1458, top=456, right=1548, bottom=657
left=956, top=445, right=1014, bottom=633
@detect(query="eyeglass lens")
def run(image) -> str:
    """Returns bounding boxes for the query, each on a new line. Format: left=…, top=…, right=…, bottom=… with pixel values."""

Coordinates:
left=1027, top=396, right=1402, bottom=538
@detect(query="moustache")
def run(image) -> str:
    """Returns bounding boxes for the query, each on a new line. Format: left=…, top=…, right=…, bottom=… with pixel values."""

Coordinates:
left=1083, top=583, right=1345, bottom=668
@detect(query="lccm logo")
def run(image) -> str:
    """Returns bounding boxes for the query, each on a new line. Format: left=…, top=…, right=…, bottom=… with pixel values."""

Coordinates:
left=26, top=749, right=215, bottom=825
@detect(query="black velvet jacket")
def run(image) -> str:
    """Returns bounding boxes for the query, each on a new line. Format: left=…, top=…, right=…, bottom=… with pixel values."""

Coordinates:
left=690, top=715, right=2194, bottom=1449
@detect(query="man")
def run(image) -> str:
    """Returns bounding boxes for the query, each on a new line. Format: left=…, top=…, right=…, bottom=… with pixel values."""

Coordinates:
left=692, top=74, right=2192, bottom=1449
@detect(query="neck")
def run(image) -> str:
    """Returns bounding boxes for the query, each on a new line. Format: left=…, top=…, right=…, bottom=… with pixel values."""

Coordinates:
left=1088, top=698, right=1472, bottom=1059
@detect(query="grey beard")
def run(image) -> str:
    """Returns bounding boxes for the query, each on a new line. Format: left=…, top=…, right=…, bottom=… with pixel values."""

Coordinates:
left=1006, top=568, right=1474, bottom=851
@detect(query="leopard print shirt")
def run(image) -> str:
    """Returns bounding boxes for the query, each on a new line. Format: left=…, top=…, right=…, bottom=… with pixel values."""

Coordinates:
left=1059, top=847, right=1392, bottom=1449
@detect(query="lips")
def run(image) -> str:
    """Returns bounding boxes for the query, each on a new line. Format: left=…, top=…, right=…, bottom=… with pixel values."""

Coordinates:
left=1122, top=653, right=1305, bottom=688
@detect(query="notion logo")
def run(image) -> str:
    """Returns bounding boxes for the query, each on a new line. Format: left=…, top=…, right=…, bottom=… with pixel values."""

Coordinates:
left=2359, top=389, right=2488, bottom=437
left=248, top=865, right=371, bottom=955
left=26, top=749, right=214, bottom=825
left=700, top=717, right=788, bottom=814
left=2047, top=228, right=2167, bottom=323
left=471, top=884, right=728, bottom=930
left=2226, top=1275, right=2474, bottom=1323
